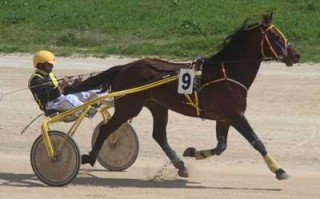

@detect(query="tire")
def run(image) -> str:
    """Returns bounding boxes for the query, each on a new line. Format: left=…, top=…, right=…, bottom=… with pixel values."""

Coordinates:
left=30, top=131, right=80, bottom=186
left=91, top=121, right=139, bottom=171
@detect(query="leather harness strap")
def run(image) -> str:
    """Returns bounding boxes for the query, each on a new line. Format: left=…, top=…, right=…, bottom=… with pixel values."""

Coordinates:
left=183, top=62, right=248, bottom=118
left=184, top=91, right=201, bottom=116
left=201, top=63, right=248, bottom=92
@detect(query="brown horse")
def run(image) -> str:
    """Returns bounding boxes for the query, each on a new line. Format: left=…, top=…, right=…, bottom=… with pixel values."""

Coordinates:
left=67, top=13, right=300, bottom=180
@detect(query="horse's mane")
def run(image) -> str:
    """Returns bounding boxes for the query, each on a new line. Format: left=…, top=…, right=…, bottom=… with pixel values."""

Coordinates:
left=221, top=19, right=260, bottom=49
left=204, top=19, right=261, bottom=63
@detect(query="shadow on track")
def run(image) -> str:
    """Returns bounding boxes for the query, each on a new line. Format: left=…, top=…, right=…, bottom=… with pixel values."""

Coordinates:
left=0, top=171, right=282, bottom=192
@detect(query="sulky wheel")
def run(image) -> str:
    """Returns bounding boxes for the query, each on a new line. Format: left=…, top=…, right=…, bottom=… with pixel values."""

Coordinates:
left=91, top=121, right=139, bottom=171
left=30, top=131, right=80, bottom=186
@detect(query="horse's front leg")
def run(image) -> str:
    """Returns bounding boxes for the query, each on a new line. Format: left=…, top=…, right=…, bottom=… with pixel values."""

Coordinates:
left=230, top=112, right=289, bottom=180
left=183, top=120, right=229, bottom=159
left=213, top=121, right=229, bottom=155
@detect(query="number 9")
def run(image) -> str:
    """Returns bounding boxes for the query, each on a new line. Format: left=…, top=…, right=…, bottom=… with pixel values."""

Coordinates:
left=182, top=73, right=191, bottom=90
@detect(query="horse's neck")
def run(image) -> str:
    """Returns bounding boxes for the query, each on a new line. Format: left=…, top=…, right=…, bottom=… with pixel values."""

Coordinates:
left=204, top=44, right=262, bottom=90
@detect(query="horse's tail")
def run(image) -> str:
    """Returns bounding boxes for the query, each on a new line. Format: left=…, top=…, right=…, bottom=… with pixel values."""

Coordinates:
left=64, top=65, right=122, bottom=94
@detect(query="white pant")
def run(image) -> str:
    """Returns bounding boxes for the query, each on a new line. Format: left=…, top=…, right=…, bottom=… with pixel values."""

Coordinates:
left=46, top=91, right=98, bottom=111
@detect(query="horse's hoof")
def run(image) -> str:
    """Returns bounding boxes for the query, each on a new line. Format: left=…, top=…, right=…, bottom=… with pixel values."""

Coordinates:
left=275, top=168, right=289, bottom=180
left=178, top=167, right=189, bottom=178
left=183, top=147, right=196, bottom=157
left=81, top=154, right=96, bottom=167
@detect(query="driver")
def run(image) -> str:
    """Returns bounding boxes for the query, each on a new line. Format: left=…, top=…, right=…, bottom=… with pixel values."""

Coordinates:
left=28, top=50, right=98, bottom=117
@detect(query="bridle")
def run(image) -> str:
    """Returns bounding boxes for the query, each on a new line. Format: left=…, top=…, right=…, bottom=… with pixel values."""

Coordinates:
left=260, top=24, right=289, bottom=61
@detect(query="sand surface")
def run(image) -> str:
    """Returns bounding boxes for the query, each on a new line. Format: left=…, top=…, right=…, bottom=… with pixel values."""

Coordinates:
left=0, top=55, right=319, bottom=199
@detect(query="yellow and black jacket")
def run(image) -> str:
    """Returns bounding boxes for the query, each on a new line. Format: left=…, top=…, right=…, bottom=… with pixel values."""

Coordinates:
left=28, top=69, right=62, bottom=111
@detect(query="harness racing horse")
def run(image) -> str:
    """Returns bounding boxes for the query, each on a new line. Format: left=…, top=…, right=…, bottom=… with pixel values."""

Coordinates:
left=69, top=13, right=300, bottom=180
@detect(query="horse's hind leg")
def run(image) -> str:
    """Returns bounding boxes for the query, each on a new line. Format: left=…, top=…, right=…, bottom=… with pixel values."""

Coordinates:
left=81, top=112, right=129, bottom=166
left=230, top=112, right=289, bottom=180
left=82, top=98, right=144, bottom=166
left=146, top=102, right=188, bottom=178
left=183, top=121, right=230, bottom=159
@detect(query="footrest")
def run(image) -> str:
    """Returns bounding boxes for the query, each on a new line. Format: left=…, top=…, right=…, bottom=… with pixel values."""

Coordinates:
left=44, top=109, right=60, bottom=117
left=44, top=109, right=77, bottom=123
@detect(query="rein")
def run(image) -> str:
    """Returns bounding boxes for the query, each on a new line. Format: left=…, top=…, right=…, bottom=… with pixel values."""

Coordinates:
left=0, top=72, right=98, bottom=101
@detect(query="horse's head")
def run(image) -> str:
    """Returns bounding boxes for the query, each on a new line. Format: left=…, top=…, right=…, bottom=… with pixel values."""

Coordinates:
left=260, top=13, right=300, bottom=66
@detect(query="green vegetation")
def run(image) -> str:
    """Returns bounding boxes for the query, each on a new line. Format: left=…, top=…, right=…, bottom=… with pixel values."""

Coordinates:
left=0, top=0, right=319, bottom=62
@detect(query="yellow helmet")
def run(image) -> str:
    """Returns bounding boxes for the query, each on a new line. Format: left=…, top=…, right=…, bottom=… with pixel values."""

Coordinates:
left=33, top=50, right=56, bottom=67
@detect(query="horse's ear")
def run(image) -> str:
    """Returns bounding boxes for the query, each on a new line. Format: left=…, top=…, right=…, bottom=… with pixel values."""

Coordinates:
left=269, top=12, right=273, bottom=22
left=262, top=12, right=273, bottom=26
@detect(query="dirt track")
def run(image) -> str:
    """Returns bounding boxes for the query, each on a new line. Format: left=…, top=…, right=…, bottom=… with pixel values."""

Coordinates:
left=0, top=55, right=319, bottom=199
